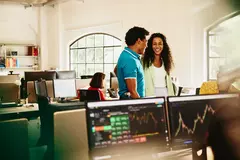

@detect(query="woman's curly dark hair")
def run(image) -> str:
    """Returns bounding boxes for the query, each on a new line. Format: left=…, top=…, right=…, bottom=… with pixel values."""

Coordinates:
left=142, top=33, right=174, bottom=75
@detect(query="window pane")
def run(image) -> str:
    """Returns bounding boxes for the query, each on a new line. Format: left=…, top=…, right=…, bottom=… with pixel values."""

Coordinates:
left=78, top=38, right=86, bottom=48
left=104, top=64, right=114, bottom=78
left=71, top=64, right=78, bottom=76
left=86, top=35, right=95, bottom=47
left=113, top=38, right=121, bottom=46
left=86, top=64, right=95, bottom=75
left=78, top=64, right=85, bottom=78
left=95, top=48, right=103, bottom=63
left=70, top=42, right=78, bottom=48
left=70, top=50, right=78, bottom=63
left=86, top=48, right=94, bottom=63
left=104, top=47, right=114, bottom=63
left=114, top=47, right=122, bottom=63
left=78, top=49, right=85, bottom=63
left=209, top=35, right=225, bottom=57
left=95, top=64, right=103, bottom=72
left=95, top=34, right=103, bottom=47
left=209, top=58, right=225, bottom=79
left=104, top=35, right=113, bottom=46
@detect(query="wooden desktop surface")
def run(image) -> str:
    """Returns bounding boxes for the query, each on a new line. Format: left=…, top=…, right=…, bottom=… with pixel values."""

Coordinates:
left=0, top=103, right=39, bottom=120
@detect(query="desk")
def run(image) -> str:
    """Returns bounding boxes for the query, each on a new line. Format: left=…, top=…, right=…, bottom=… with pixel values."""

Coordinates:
left=48, top=101, right=85, bottom=112
left=90, top=148, right=213, bottom=160
left=0, top=104, right=39, bottom=121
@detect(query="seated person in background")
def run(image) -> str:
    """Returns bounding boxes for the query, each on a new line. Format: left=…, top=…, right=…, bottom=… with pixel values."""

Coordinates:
left=88, top=72, right=106, bottom=101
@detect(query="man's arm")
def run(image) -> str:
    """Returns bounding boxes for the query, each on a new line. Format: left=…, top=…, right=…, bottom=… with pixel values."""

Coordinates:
left=125, top=78, right=140, bottom=98
left=114, top=65, right=117, bottom=77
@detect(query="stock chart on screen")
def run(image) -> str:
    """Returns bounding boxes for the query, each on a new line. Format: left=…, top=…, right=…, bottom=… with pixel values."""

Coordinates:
left=87, top=98, right=169, bottom=159
left=168, top=94, right=239, bottom=150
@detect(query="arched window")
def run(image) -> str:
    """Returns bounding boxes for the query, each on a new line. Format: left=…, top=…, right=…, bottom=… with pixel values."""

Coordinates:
left=207, top=12, right=240, bottom=80
left=69, top=33, right=122, bottom=79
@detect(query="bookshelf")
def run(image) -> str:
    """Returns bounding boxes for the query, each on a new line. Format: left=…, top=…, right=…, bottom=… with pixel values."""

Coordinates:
left=0, top=43, right=40, bottom=75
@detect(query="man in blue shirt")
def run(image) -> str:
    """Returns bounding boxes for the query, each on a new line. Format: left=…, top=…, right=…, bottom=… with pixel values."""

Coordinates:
left=117, top=26, right=149, bottom=99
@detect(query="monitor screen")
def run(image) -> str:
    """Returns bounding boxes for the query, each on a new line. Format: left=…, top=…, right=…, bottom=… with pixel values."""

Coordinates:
left=87, top=98, right=169, bottom=159
left=168, top=94, right=239, bottom=150
left=53, top=79, right=76, bottom=98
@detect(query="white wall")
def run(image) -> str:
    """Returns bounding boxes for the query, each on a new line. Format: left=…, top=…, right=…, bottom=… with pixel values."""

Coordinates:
left=54, top=0, right=193, bottom=86
left=0, top=4, right=38, bottom=44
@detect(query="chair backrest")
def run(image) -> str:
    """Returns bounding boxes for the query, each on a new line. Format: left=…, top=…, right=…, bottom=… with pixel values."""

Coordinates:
left=0, top=83, right=20, bottom=103
left=0, top=75, right=20, bottom=83
left=0, top=118, right=29, bottom=160
left=86, top=90, right=101, bottom=101
left=79, top=90, right=100, bottom=102
left=53, top=109, right=89, bottom=160
left=34, top=80, right=48, bottom=97
left=27, top=81, right=54, bottom=103
left=56, top=70, right=76, bottom=79
left=110, top=77, right=119, bottom=92
left=79, top=89, right=88, bottom=102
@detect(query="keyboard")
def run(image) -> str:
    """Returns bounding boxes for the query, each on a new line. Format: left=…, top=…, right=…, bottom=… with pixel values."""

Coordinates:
left=0, top=102, right=23, bottom=108
left=57, top=99, right=80, bottom=103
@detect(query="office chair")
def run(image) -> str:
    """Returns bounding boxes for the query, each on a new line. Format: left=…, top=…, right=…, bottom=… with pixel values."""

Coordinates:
left=34, top=79, right=48, bottom=97
left=79, top=90, right=87, bottom=102
left=34, top=79, right=51, bottom=146
left=0, top=118, right=29, bottom=160
left=177, top=87, right=183, bottom=96
left=110, top=72, right=117, bottom=88
left=86, top=90, right=101, bottom=101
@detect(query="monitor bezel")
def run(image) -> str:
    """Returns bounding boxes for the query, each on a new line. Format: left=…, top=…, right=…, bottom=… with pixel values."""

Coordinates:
left=86, top=97, right=169, bottom=153
left=167, top=93, right=239, bottom=148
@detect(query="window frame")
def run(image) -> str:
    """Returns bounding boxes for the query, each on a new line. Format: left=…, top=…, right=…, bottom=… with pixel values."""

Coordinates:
left=206, top=11, right=240, bottom=80
left=69, top=33, right=122, bottom=79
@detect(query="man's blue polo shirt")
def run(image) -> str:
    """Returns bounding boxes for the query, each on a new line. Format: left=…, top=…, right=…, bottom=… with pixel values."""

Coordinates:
left=117, top=47, right=145, bottom=98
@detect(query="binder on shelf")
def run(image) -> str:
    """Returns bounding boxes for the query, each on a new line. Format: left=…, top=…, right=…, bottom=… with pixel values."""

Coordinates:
left=28, top=46, right=39, bottom=56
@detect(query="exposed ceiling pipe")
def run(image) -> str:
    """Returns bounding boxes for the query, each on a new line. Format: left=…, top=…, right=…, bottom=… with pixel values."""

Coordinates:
left=43, top=0, right=84, bottom=7
left=0, top=0, right=84, bottom=8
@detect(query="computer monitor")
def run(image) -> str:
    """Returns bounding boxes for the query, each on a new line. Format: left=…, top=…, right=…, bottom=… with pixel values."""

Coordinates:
left=167, top=94, right=239, bottom=150
left=87, top=97, right=169, bottom=160
left=53, top=79, right=77, bottom=100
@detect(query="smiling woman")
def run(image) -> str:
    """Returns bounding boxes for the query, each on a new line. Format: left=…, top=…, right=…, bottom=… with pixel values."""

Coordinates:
left=142, top=33, right=175, bottom=97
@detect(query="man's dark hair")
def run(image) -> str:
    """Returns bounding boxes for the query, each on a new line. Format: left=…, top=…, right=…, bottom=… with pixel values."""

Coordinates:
left=125, top=26, right=149, bottom=46
left=90, top=72, right=105, bottom=88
